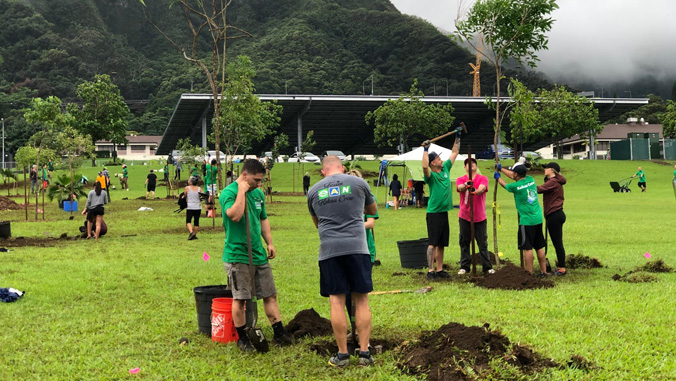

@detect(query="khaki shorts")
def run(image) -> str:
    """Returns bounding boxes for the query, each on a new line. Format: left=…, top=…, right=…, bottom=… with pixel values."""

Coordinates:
left=224, top=262, right=276, bottom=300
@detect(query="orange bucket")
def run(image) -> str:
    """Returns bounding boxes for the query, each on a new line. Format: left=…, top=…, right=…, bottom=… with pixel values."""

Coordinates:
left=407, top=179, right=414, bottom=189
left=211, top=297, right=238, bottom=343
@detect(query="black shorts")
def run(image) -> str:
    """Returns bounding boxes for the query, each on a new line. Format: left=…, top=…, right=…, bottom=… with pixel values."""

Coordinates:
left=319, top=254, right=373, bottom=297
left=87, top=205, right=104, bottom=222
left=186, top=209, right=201, bottom=226
left=518, top=224, right=546, bottom=251
left=638, top=182, right=646, bottom=188
left=147, top=184, right=156, bottom=192
left=426, top=212, right=449, bottom=247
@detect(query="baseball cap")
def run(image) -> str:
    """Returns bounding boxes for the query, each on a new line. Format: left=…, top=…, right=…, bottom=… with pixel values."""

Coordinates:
left=428, top=151, right=439, bottom=162
left=512, top=165, right=527, bottom=176
left=544, top=162, right=560, bottom=172
left=463, top=157, right=477, bottom=166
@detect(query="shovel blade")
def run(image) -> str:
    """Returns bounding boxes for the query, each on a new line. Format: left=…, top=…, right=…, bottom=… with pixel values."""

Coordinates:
left=246, top=327, right=269, bottom=353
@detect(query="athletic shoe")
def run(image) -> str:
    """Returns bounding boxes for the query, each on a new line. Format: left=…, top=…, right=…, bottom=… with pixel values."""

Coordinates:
left=435, top=270, right=451, bottom=279
left=358, top=352, right=375, bottom=367
left=328, top=353, right=350, bottom=368
left=237, top=339, right=255, bottom=353
left=537, top=272, right=551, bottom=278
left=426, top=271, right=437, bottom=281
left=187, top=233, right=194, bottom=240
left=552, top=268, right=567, bottom=276
left=457, top=269, right=467, bottom=275
left=486, top=269, right=496, bottom=275
left=273, top=332, right=295, bottom=346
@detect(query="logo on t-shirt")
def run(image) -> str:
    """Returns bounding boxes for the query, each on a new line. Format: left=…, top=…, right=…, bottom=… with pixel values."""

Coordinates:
left=318, top=185, right=352, bottom=200
left=527, top=189, right=537, bottom=204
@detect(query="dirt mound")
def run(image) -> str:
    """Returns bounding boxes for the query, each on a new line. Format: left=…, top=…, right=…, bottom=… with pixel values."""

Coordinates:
left=567, top=254, right=603, bottom=269
left=397, top=322, right=558, bottom=380
left=285, top=308, right=333, bottom=338
left=471, top=263, right=554, bottom=290
left=612, top=271, right=658, bottom=283
left=0, top=196, right=24, bottom=211
left=637, top=259, right=673, bottom=273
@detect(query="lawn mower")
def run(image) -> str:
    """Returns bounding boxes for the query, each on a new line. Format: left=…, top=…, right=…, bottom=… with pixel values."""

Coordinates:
left=609, top=178, right=632, bottom=193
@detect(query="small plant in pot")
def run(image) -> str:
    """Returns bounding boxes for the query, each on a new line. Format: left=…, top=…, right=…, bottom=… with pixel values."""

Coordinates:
left=47, top=174, right=87, bottom=214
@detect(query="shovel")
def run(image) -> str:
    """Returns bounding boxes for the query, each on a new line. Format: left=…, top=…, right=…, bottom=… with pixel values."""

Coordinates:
left=244, top=207, right=269, bottom=353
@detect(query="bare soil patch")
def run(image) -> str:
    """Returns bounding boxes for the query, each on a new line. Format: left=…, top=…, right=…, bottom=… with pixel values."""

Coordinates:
left=397, top=322, right=558, bottom=380
left=0, top=196, right=24, bottom=211
left=0, top=233, right=81, bottom=247
left=471, top=263, right=554, bottom=290
left=567, top=254, right=603, bottom=269
left=637, top=259, right=673, bottom=273
left=612, top=271, right=658, bottom=283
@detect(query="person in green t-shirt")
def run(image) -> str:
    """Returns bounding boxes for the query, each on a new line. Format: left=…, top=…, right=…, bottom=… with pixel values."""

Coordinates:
left=421, top=133, right=460, bottom=281
left=496, top=164, right=548, bottom=275
left=219, top=158, right=293, bottom=352
left=631, top=166, right=646, bottom=192
left=190, top=164, right=200, bottom=179
left=47, top=159, right=54, bottom=180
left=120, top=164, right=129, bottom=190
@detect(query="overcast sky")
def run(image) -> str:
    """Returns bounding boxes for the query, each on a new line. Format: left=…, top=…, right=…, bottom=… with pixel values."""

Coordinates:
left=390, top=0, right=676, bottom=86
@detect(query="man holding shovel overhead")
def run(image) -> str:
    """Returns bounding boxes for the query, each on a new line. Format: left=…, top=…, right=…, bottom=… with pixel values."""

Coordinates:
left=456, top=157, right=494, bottom=275
left=421, top=129, right=461, bottom=280
left=308, top=156, right=378, bottom=368
left=220, top=159, right=293, bottom=353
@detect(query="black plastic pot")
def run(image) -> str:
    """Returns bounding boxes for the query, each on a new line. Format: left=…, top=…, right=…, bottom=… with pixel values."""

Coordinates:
left=397, top=238, right=429, bottom=268
left=0, top=221, right=10, bottom=239
left=193, top=285, right=232, bottom=336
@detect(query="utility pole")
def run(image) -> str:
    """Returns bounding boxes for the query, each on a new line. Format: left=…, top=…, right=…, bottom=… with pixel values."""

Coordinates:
left=370, top=75, right=374, bottom=95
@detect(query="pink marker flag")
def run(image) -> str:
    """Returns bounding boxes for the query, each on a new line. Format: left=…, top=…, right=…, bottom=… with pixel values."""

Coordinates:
left=129, top=368, right=140, bottom=374
left=644, top=252, right=652, bottom=259
left=203, top=252, right=210, bottom=261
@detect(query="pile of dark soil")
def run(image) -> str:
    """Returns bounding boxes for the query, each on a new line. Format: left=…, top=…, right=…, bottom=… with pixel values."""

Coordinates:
left=397, top=322, right=558, bottom=380
left=285, top=308, right=333, bottom=338
left=637, top=259, right=673, bottom=273
left=567, top=254, right=603, bottom=269
left=612, top=271, right=658, bottom=283
left=472, top=263, right=554, bottom=290
left=0, top=196, right=24, bottom=211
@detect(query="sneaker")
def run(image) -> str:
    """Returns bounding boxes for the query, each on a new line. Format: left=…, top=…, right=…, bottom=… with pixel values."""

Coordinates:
left=457, top=269, right=467, bottom=275
left=537, top=272, right=551, bottom=278
left=552, top=268, right=567, bottom=276
left=358, top=352, right=375, bottom=367
left=187, top=233, right=194, bottom=240
left=328, top=353, right=350, bottom=368
left=486, top=269, right=496, bottom=274
left=273, top=332, right=295, bottom=346
left=237, top=339, right=255, bottom=353
left=426, top=271, right=437, bottom=281
left=435, top=270, right=451, bottom=279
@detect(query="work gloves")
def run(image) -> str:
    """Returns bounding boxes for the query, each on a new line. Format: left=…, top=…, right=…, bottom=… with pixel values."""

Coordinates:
left=495, top=163, right=502, bottom=171
left=422, top=140, right=431, bottom=149
left=493, top=171, right=501, bottom=180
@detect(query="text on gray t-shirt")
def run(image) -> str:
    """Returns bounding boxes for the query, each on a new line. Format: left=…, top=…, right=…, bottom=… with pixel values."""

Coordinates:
left=307, top=173, right=375, bottom=261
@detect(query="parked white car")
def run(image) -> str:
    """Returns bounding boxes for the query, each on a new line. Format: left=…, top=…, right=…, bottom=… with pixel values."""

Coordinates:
left=320, top=150, right=347, bottom=161
left=287, top=152, right=320, bottom=163
left=263, top=151, right=284, bottom=163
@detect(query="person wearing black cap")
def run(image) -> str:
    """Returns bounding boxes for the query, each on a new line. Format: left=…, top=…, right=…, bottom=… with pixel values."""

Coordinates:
left=421, top=137, right=460, bottom=280
left=537, top=162, right=567, bottom=275
left=495, top=164, right=548, bottom=275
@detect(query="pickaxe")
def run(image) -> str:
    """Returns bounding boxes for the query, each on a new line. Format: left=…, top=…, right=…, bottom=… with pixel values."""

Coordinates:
left=421, top=122, right=467, bottom=146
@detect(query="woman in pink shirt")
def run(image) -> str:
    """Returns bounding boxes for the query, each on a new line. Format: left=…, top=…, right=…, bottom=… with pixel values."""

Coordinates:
left=456, top=158, right=494, bottom=275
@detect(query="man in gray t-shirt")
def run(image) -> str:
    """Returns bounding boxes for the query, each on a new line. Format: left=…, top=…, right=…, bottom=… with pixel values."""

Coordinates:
left=307, top=156, right=378, bottom=367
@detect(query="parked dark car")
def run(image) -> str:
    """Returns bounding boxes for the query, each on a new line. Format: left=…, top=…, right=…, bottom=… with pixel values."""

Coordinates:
left=475, top=144, right=515, bottom=159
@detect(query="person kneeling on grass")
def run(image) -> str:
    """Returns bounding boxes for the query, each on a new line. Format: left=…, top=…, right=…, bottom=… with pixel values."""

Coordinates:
left=185, top=176, right=205, bottom=240
left=220, top=159, right=293, bottom=353
left=495, top=164, right=549, bottom=276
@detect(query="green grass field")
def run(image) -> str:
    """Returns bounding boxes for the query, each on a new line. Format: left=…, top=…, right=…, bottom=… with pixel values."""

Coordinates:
left=1, top=159, right=675, bottom=380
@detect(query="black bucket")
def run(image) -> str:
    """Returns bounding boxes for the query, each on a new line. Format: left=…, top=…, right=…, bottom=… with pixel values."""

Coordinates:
left=0, top=221, right=10, bottom=239
left=397, top=238, right=429, bottom=268
left=193, top=285, right=232, bottom=336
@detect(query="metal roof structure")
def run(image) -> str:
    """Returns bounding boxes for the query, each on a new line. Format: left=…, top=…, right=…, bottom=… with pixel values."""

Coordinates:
left=156, top=94, right=648, bottom=156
